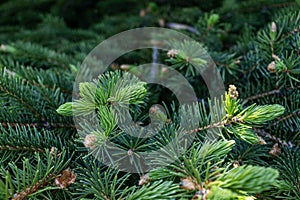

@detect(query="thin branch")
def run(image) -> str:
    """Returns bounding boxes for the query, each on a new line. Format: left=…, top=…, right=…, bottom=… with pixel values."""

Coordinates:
left=1, top=122, right=77, bottom=129
left=12, top=173, right=54, bottom=200
left=188, top=120, right=227, bottom=133
left=244, top=89, right=280, bottom=101
left=281, top=25, right=300, bottom=40
left=0, top=85, right=46, bottom=121
left=0, top=145, right=45, bottom=153
left=244, top=85, right=300, bottom=101
left=253, top=128, right=295, bottom=147
left=268, top=110, right=300, bottom=128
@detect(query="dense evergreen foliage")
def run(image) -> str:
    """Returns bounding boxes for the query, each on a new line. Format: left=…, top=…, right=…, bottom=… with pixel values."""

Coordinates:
left=0, top=0, right=299, bottom=199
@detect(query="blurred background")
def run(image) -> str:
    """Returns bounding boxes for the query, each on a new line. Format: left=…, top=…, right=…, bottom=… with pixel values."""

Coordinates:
left=0, top=0, right=297, bottom=51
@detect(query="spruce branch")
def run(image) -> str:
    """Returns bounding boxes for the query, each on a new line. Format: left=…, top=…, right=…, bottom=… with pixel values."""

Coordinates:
left=273, top=147, right=300, bottom=198
left=0, top=84, right=46, bottom=121
left=208, top=165, right=279, bottom=198
left=1, top=65, right=75, bottom=97
left=188, top=120, right=227, bottom=133
left=0, top=41, right=75, bottom=69
left=0, top=149, right=72, bottom=199
left=74, top=157, right=132, bottom=200
left=0, top=1, right=299, bottom=200
left=12, top=173, right=54, bottom=200
left=223, top=86, right=285, bottom=144
left=244, top=88, right=281, bottom=101
left=0, top=124, right=71, bottom=163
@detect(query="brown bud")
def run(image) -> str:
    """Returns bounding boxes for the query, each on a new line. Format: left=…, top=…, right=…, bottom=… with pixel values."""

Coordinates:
left=158, top=18, right=165, bottom=27
left=139, top=174, right=150, bottom=185
left=54, top=168, right=76, bottom=189
left=180, top=178, right=196, bottom=190
left=269, top=143, right=281, bottom=156
left=258, top=136, right=267, bottom=145
left=161, top=67, right=168, bottom=74
left=127, top=149, right=134, bottom=156
left=110, top=63, right=119, bottom=71
left=120, top=64, right=130, bottom=71
left=232, top=117, right=238, bottom=122
left=167, top=49, right=178, bottom=58
left=83, top=134, right=97, bottom=150
left=185, top=57, right=190, bottom=63
left=140, top=9, right=146, bottom=17
left=267, top=61, right=276, bottom=73
left=234, top=59, right=241, bottom=64
left=0, top=44, right=6, bottom=50
left=271, top=22, right=277, bottom=33
left=149, top=105, right=160, bottom=115
left=228, top=85, right=238, bottom=99
left=272, top=54, right=280, bottom=61
left=50, top=147, right=61, bottom=162
left=192, top=189, right=210, bottom=199
left=233, top=161, right=240, bottom=168
left=180, top=177, right=201, bottom=191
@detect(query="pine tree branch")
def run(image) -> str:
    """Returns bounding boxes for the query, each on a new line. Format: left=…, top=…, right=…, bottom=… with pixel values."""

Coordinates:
left=12, top=173, right=54, bottom=200
left=215, top=61, right=231, bottom=68
left=244, top=89, right=280, bottom=101
left=11, top=167, right=76, bottom=200
left=100, top=193, right=111, bottom=200
left=1, top=122, right=38, bottom=127
left=244, top=85, right=300, bottom=101
left=0, top=85, right=46, bottom=121
left=188, top=120, right=227, bottom=133
left=3, top=67, right=77, bottom=97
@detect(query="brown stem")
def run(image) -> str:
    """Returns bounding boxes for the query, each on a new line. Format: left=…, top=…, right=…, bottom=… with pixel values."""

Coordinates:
left=268, top=110, right=300, bottom=128
left=281, top=26, right=300, bottom=40
left=244, top=85, right=300, bottom=101
left=253, top=128, right=295, bottom=147
left=12, top=173, right=54, bottom=200
left=215, top=61, right=231, bottom=68
left=1, top=122, right=77, bottom=129
left=1, top=122, right=37, bottom=127
left=188, top=120, right=227, bottom=133
left=0, top=145, right=45, bottom=153
left=244, top=89, right=280, bottom=101
left=0, top=85, right=46, bottom=121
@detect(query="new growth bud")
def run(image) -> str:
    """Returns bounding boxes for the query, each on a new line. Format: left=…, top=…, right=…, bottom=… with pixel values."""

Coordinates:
left=83, top=134, right=97, bottom=150
left=139, top=174, right=150, bottom=185
left=167, top=49, right=178, bottom=59
left=267, top=61, right=276, bottom=73
left=228, top=84, right=239, bottom=100
left=271, top=22, right=277, bottom=33
left=120, top=64, right=130, bottom=71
